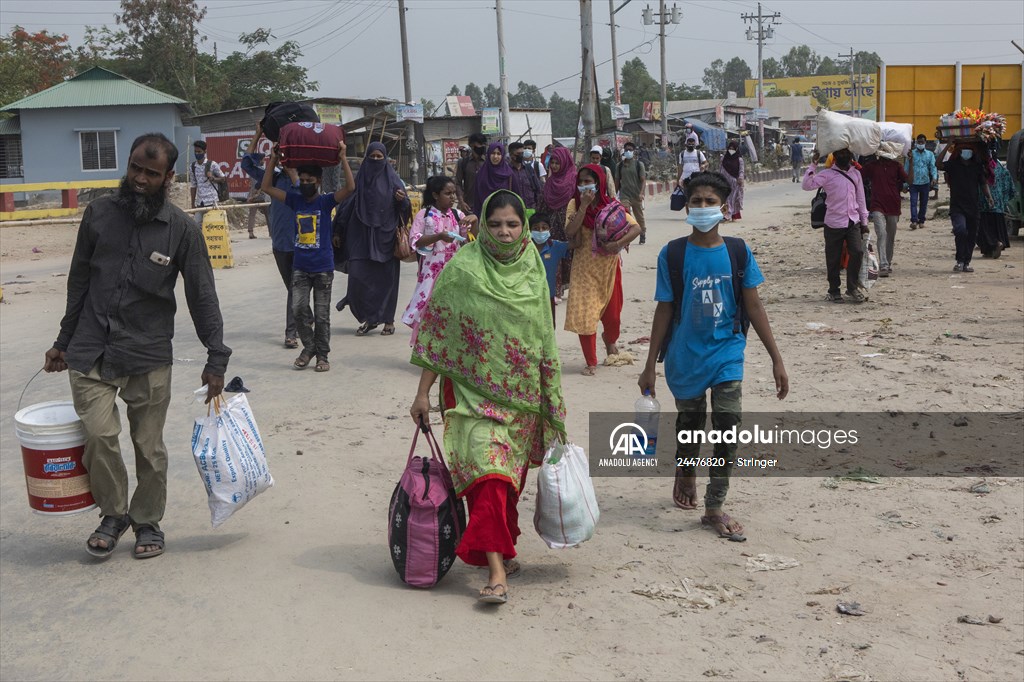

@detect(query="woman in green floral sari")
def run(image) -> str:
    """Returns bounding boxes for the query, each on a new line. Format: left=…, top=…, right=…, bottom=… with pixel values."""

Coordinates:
left=410, top=190, right=566, bottom=605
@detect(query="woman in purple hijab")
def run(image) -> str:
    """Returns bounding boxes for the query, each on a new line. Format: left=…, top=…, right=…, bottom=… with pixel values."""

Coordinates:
left=335, top=142, right=412, bottom=336
left=473, top=142, right=521, bottom=216
left=539, top=145, right=578, bottom=298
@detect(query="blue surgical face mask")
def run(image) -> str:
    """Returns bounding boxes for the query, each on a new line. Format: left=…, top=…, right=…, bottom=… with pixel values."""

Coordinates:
left=622, top=151, right=634, bottom=160
left=686, top=206, right=724, bottom=232
left=960, top=149, right=974, bottom=161
left=916, top=143, right=926, bottom=150
left=531, top=230, right=550, bottom=244
left=578, top=184, right=597, bottom=193
left=523, top=149, right=534, bottom=160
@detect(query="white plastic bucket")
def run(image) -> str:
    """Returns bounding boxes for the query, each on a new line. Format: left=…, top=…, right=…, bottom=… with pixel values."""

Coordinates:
left=14, top=401, right=96, bottom=515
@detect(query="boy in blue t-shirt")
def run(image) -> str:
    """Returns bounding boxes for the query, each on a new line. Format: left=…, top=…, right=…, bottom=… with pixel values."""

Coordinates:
left=261, top=142, right=354, bottom=372
left=639, top=172, right=788, bottom=540
left=529, top=213, right=569, bottom=328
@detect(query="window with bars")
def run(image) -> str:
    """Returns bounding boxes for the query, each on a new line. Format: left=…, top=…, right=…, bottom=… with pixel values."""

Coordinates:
left=0, top=135, right=23, bottom=179
left=80, top=130, right=118, bottom=171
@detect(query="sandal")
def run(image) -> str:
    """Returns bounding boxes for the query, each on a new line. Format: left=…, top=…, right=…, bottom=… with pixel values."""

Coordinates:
left=478, top=584, right=508, bottom=604
left=355, top=322, right=379, bottom=336
left=133, top=525, right=165, bottom=559
left=581, top=366, right=597, bottom=376
left=701, top=513, right=746, bottom=542
left=503, top=559, right=521, bottom=579
left=380, top=324, right=395, bottom=336
left=315, top=359, right=330, bottom=372
left=293, top=351, right=313, bottom=369
left=284, top=337, right=299, bottom=349
left=86, top=514, right=130, bottom=558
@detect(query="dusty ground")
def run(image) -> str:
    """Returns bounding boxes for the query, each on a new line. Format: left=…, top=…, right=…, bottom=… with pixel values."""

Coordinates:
left=0, top=179, right=1022, bottom=682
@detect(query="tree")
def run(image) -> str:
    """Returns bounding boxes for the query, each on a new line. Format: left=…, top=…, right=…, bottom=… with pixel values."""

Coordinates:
left=482, top=83, right=500, bottom=108
left=781, top=45, right=820, bottom=78
left=548, top=92, right=578, bottom=138
left=464, top=82, right=483, bottom=110
left=854, top=51, right=882, bottom=74
left=619, top=57, right=659, bottom=120
left=668, top=82, right=712, bottom=100
left=509, top=81, right=546, bottom=109
left=114, top=0, right=209, bottom=107
left=421, top=97, right=439, bottom=117
left=447, top=84, right=461, bottom=96
left=0, top=26, right=77, bottom=106
left=703, top=57, right=751, bottom=98
left=762, top=57, right=785, bottom=79
left=815, top=56, right=843, bottom=76
left=215, top=29, right=317, bottom=112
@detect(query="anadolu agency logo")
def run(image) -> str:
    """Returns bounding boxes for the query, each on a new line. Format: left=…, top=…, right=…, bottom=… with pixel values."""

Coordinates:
left=599, top=422, right=659, bottom=468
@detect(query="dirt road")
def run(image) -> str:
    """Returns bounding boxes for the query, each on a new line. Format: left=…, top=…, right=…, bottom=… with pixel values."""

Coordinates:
left=1, top=180, right=1021, bottom=681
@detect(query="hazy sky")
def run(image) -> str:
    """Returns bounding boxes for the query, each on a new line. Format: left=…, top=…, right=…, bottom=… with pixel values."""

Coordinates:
left=4, top=0, right=1023, bottom=106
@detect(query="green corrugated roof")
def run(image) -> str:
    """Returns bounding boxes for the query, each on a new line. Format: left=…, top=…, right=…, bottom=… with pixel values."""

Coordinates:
left=0, top=116, right=20, bottom=135
left=0, top=67, right=188, bottom=112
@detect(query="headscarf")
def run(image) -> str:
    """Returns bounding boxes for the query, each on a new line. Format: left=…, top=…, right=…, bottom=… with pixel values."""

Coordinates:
left=722, top=140, right=741, bottom=178
left=572, top=163, right=611, bottom=230
left=341, top=141, right=411, bottom=259
left=542, top=146, right=577, bottom=210
left=410, top=189, right=566, bottom=434
left=473, top=142, right=519, bottom=216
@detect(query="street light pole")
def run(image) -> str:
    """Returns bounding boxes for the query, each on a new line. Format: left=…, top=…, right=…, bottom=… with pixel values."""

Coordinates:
left=397, top=0, right=418, bottom=183
left=741, top=2, right=779, bottom=156
left=659, top=0, right=668, bottom=151
left=496, top=0, right=512, bottom=142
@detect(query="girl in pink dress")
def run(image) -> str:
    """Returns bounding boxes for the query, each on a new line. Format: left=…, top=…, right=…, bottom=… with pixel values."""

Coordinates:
left=402, top=176, right=478, bottom=343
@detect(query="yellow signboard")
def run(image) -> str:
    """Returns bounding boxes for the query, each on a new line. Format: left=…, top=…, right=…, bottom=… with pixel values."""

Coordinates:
left=745, top=75, right=877, bottom=114
left=201, top=209, right=234, bottom=269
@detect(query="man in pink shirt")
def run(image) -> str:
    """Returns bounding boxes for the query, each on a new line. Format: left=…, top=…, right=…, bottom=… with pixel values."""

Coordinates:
left=802, top=148, right=870, bottom=303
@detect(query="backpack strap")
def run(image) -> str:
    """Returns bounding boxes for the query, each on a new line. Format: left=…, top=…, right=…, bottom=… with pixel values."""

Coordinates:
left=723, top=236, right=750, bottom=336
left=657, top=236, right=688, bottom=363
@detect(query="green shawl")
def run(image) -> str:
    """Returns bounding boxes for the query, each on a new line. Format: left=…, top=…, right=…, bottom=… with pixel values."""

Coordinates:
left=410, top=191, right=567, bottom=433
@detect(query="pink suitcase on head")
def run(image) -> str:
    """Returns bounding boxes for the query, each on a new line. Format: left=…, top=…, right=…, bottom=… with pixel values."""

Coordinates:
left=279, top=122, right=345, bottom=167
left=388, top=422, right=466, bottom=588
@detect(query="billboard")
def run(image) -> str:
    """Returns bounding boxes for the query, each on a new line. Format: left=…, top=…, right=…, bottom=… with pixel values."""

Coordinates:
left=745, top=74, right=877, bottom=114
left=202, top=131, right=270, bottom=198
left=446, top=95, right=477, bottom=117
left=642, top=101, right=662, bottom=121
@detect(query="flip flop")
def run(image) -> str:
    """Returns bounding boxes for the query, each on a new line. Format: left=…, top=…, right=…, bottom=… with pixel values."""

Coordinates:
left=503, top=559, right=521, bottom=579
left=478, top=584, right=508, bottom=604
left=85, top=514, right=130, bottom=559
left=380, top=325, right=395, bottom=336
left=133, top=525, right=165, bottom=559
left=355, top=323, right=379, bottom=336
left=701, top=514, right=746, bottom=542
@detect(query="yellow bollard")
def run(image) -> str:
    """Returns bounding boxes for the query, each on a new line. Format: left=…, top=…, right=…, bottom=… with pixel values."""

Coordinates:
left=201, top=209, right=234, bottom=269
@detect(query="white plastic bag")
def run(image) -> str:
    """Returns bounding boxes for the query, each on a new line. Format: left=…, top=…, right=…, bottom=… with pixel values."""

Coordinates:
left=878, top=121, right=913, bottom=155
left=534, top=442, right=600, bottom=549
left=860, top=233, right=878, bottom=290
left=191, top=394, right=274, bottom=528
left=816, top=110, right=882, bottom=157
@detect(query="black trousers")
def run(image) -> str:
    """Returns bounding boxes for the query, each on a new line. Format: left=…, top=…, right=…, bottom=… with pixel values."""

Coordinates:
left=823, top=222, right=865, bottom=294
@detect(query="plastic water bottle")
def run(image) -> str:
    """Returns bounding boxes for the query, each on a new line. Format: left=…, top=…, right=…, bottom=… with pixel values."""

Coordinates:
left=633, top=391, right=661, bottom=457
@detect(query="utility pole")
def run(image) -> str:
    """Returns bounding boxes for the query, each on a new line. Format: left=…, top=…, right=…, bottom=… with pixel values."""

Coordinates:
left=642, top=3, right=680, bottom=151
left=838, top=47, right=856, bottom=116
left=580, top=0, right=597, bottom=150
left=742, top=2, right=780, bottom=156
left=397, top=0, right=418, bottom=183
left=496, top=0, right=512, bottom=142
left=609, top=0, right=621, bottom=154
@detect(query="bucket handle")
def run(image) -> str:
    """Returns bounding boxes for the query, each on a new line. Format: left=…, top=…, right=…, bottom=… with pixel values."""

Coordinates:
left=17, top=367, right=47, bottom=413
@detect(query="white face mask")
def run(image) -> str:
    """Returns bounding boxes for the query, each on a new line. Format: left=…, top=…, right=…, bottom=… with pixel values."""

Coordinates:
left=727, top=149, right=736, bottom=155
left=578, top=184, right=597, bottom=193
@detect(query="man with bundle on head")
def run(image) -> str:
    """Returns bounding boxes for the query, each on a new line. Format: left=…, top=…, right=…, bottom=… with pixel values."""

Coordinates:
left=43, top=133, right=232, bottom=561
